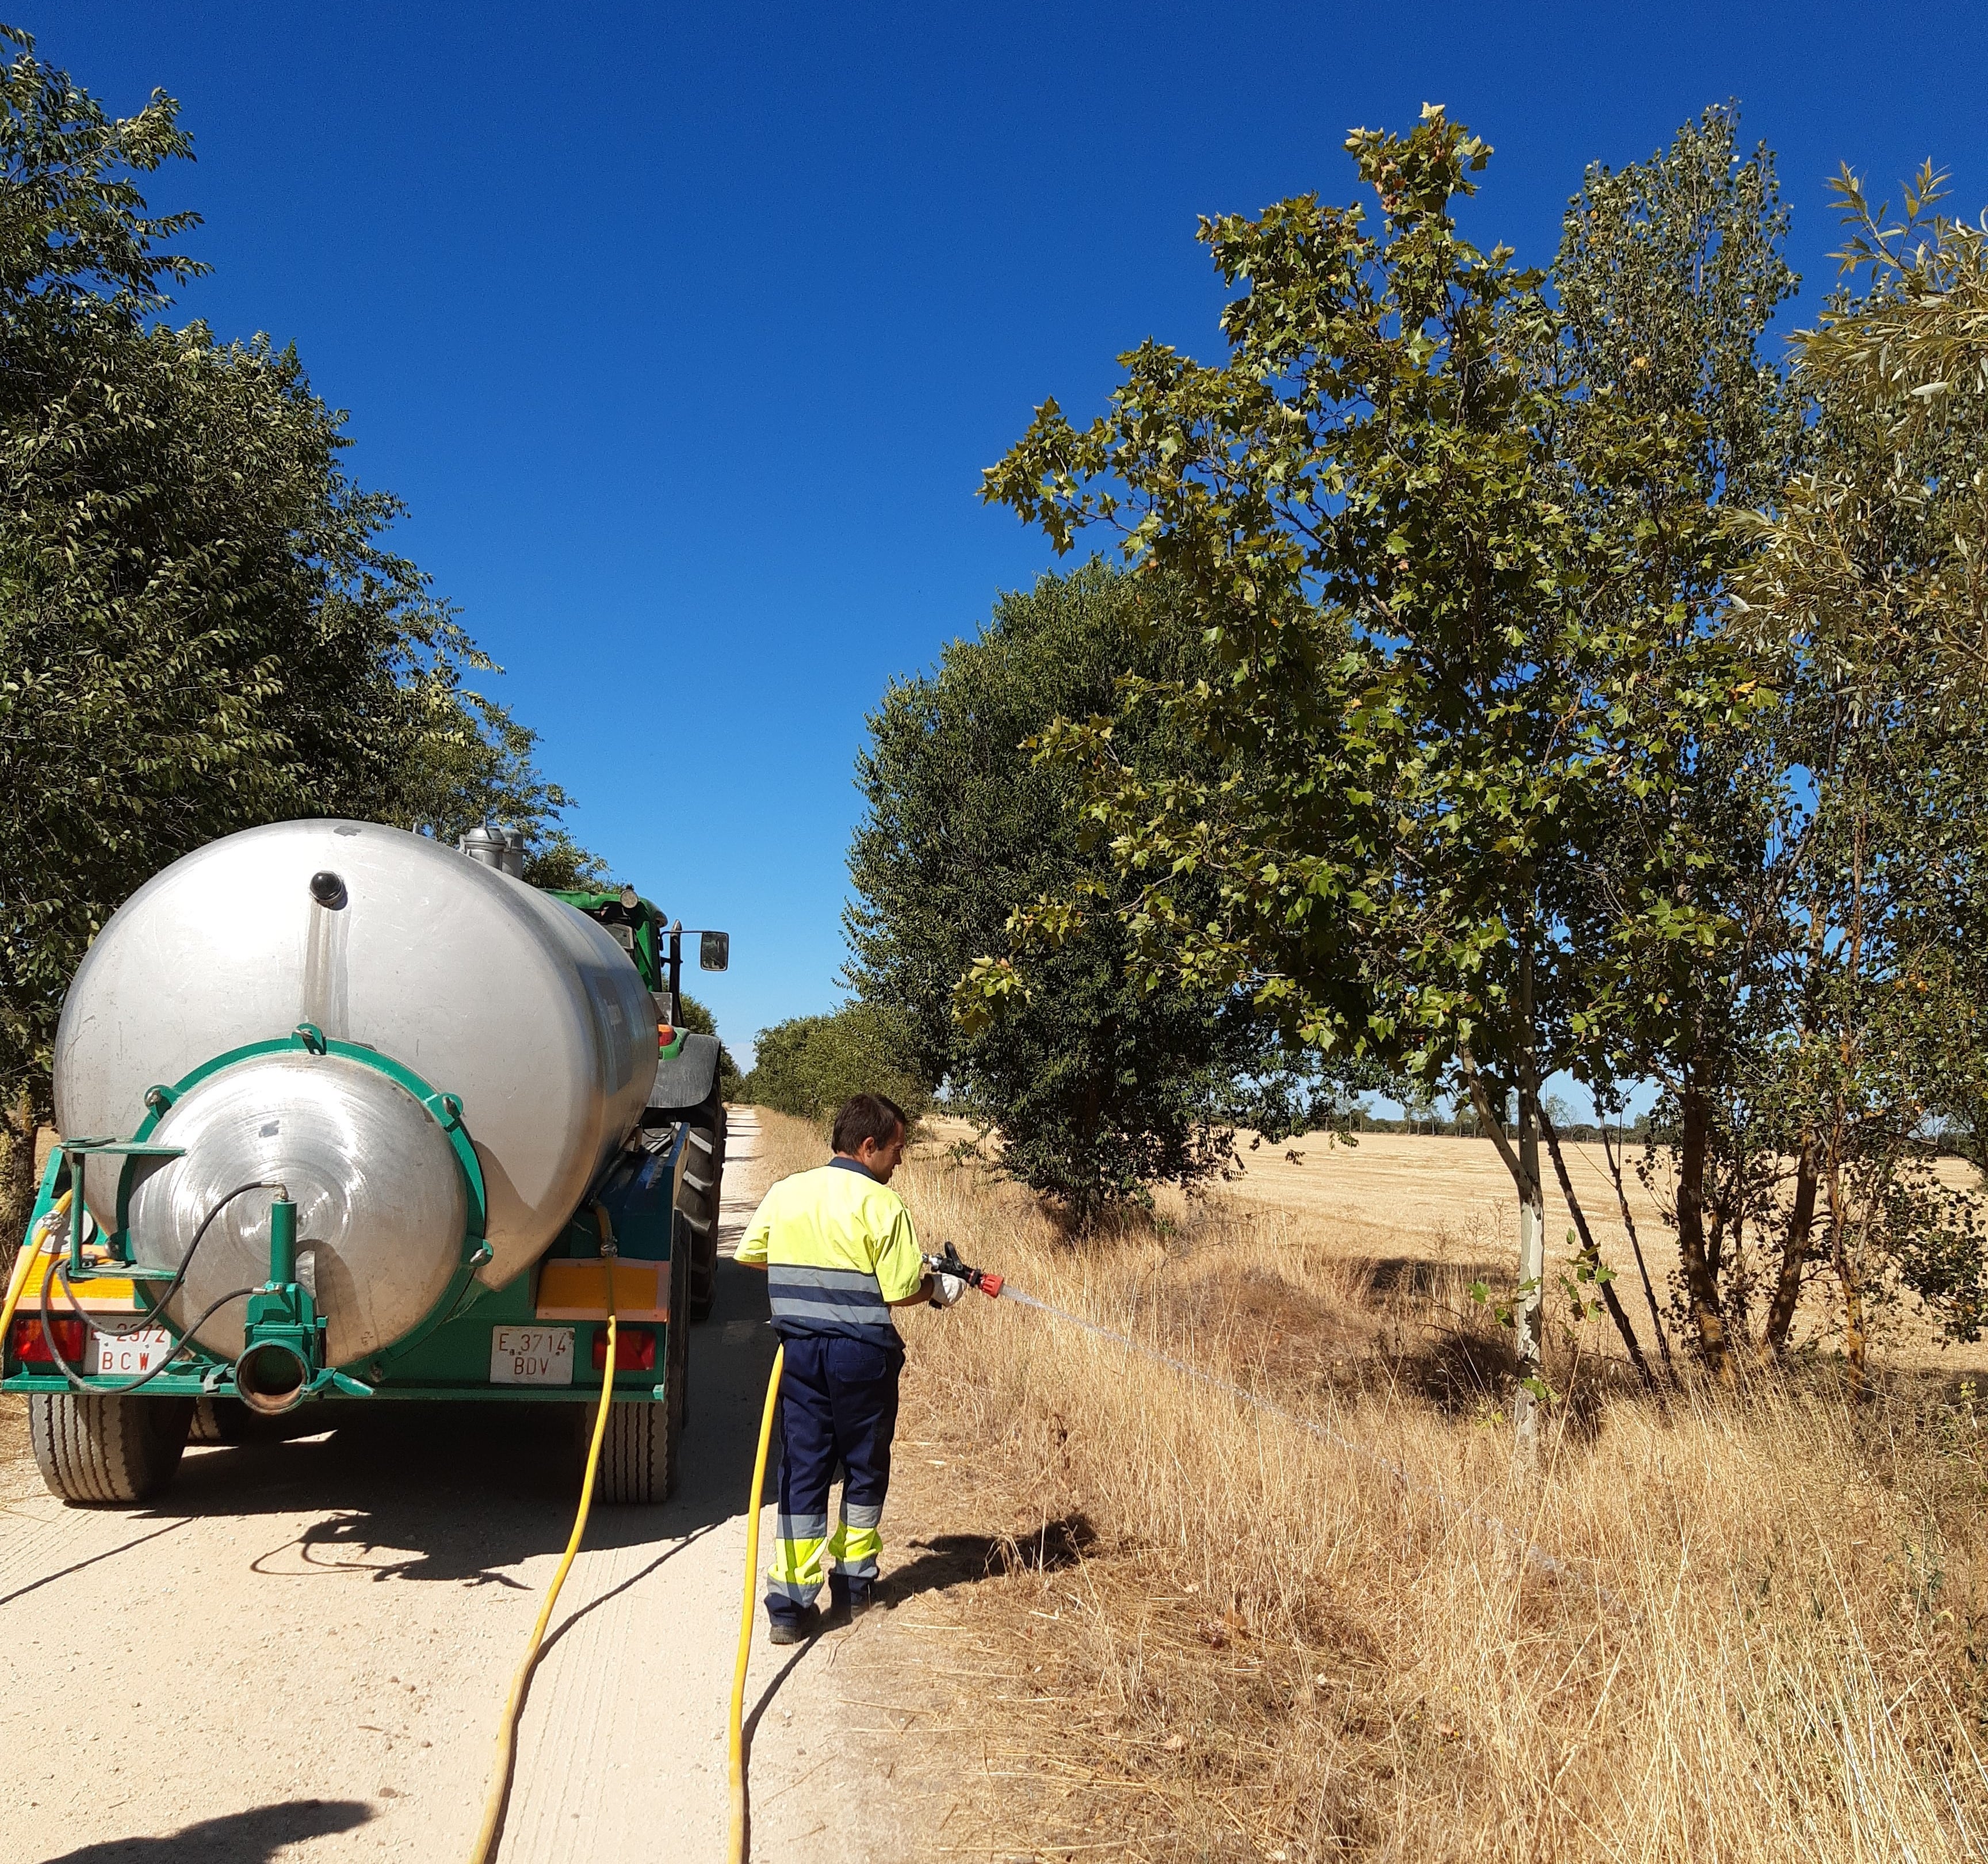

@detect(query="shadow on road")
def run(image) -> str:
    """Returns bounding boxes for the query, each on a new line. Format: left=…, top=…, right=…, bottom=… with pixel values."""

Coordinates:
left=38, top=1798, right=371, bottom=1863
left=95, top=1254, right=779, bottom=1588
left=0, top=1518, right=193, bottom=1609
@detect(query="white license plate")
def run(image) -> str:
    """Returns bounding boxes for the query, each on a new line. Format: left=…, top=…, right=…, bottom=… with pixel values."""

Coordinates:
left=93, top=1328, right=175, bottom=1377
left=490, top=1326, right=574, bottom=1386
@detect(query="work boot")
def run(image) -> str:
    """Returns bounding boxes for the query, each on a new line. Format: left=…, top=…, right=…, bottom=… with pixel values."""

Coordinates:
left=825, top=1578, right=873, bottom=1626
left=766, top=1610, right=813, bottom=1647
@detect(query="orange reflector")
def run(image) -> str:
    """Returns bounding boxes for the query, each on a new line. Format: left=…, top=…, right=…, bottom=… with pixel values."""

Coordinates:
left=537, top=1260, right=666, bottom=1321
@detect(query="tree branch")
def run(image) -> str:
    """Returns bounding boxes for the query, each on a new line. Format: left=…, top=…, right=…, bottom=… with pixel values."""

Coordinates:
left=1458, top=1043, right=1535, bottom=1202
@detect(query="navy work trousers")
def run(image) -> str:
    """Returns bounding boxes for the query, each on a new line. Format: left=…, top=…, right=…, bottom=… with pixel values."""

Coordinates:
left=765, top=1331, right=903, bottom=1625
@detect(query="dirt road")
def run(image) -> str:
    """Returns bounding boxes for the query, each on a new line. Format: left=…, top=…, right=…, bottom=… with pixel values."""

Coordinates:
left=0, top=1109, right=901, bottom=1864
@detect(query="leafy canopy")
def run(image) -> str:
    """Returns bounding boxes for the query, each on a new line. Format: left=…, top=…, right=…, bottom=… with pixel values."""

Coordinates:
left=981, top=106, right=1759, bottom=1154
left=847, top=561, right=1339, bottom=1219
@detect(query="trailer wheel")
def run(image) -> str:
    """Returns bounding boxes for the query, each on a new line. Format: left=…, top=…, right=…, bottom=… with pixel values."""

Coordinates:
left=28, top=1393, right=194, bottom=1504
left=188, top=1395, right=255, bottom=1444
left=679, top=1089, right=726, bottom=1324
left=597, top=1392, right=680, bottom=1505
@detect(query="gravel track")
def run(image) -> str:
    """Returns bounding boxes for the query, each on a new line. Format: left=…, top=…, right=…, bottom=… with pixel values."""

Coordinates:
left=0, top=1109, right=901, bottom=1863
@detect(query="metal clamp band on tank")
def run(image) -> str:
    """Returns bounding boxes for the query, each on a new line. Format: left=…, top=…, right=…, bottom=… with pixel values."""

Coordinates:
left=121, top=1023, right=489, bottom=1243
left=40, top=1022, right=495, bottom=1409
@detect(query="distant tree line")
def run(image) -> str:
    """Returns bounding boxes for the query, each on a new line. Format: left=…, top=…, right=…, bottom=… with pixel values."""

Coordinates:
left=739, top=1002, right=927, bottom=1129
left=0, top=28, right=605, bottom=1243
left=830, top=103, right=1988, bottom=1393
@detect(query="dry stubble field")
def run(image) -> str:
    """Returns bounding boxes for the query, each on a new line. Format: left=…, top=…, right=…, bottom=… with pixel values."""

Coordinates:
left=760, top=1112, right=1988, bottom=1863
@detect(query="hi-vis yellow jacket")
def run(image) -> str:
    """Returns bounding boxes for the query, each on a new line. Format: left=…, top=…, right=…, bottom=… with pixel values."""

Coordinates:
left=737, top=1158, right=925, bottom=1346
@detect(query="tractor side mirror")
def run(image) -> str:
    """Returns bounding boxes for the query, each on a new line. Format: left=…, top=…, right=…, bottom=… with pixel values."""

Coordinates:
left=699, top=930, right=730, bottom=972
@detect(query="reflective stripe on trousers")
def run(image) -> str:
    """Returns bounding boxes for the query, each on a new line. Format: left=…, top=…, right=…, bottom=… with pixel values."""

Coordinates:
left=764, top=1332, right=901, bottom=1621
left=766, top=1499, right=886, bottom=1605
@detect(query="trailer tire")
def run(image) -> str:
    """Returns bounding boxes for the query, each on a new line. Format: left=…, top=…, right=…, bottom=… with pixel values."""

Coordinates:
left=28, top=1392, right=194, bottom=1504
left=189, top=1395, right=256, bottom=1444
left=679, top=1090, right=726, bottom=1324
left=597, top=1391, right=680, bottom=1505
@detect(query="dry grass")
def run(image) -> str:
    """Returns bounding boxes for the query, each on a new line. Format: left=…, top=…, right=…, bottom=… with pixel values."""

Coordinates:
left=756, top=1110, right=1988, bottom=1862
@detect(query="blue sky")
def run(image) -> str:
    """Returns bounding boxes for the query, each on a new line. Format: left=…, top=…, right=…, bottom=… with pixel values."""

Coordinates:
left=44, top=1, right=1988, bottom=1065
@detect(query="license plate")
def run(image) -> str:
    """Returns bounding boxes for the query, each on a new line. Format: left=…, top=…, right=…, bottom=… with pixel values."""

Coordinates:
left=490, top=1326, right=574, bottom=1386
left=93, top=1328, right=176, bottom=1377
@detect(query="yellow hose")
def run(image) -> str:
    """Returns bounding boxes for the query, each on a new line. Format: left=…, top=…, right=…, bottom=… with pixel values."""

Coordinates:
left=465, top=1242, right=618, bottom=1864
left=727, top=1341, right=785, bottom=1864
left=0, top=1190, right=72, bottom=1353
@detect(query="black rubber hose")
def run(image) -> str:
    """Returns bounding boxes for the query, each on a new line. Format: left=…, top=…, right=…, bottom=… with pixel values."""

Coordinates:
left=80, top=1179, right=281, bottom=1339
left=38, top=1270, right=258, bottom=1396
left=34, top=1178, right=283, bottom=1396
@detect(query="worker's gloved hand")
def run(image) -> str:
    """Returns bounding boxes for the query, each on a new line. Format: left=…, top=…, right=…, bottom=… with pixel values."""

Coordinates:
left=928, top=1272, right=966, bottom=1309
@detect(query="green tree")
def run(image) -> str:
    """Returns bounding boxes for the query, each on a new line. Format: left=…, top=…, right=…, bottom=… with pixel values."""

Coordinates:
left=1719, top=166, right=1988, bottom=1372
left=740, top=1003, right=930, bottom=1125
left=979, top=108, right=1753, bottom=1401
left=848, top=561, right=1340, bottom=1223
left=1547, top=106, right=1805, bottom=1378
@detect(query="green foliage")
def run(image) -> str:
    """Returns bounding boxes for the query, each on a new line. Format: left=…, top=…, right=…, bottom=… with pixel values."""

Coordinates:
left=1547, top=108, right=1807, bottom=1366
left=846, top=560, right=1344, bottom=1220
left=1708, top=165, right=1988, bottom=1354
left=973, top=101, right=1988, bottom=1370
left=977, top=104, right=1760, bottom=1312
left=676, top=991, right=745, bottom=1103
left=0, top=28, right=598, bottom=1111
left=739, top=1003, right=930, bottom=1126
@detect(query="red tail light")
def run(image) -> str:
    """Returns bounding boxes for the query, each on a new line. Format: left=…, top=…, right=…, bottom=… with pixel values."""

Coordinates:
left=10, top=1315, right=86, bottom=1366
left=592, top=1327, right=656, bottom=1372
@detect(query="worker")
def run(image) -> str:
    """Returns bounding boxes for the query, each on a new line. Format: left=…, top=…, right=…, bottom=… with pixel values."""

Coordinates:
left=735, top=1091, right=964, bottom=1643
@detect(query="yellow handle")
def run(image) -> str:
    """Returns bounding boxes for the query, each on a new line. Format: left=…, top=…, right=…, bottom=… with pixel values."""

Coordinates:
left=0, top=1190, right=72, bottom=1354
left=465, top=1249, right=618, bottom=1864
left=728, top=1340, right=785, bottom=1863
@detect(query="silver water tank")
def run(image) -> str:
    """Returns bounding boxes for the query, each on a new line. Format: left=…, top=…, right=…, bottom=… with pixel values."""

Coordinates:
left=54, top=819, right=656, bottom=1365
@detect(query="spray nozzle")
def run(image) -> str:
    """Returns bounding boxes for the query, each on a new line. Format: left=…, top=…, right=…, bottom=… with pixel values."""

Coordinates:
left=923, top=1240, right=1003, bottom=1300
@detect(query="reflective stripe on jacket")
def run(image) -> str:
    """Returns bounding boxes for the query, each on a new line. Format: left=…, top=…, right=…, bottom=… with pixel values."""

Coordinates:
left=736, top=1157, right=924, bottom=1346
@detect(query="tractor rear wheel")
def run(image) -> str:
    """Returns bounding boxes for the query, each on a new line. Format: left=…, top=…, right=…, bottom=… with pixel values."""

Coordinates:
left=29, top=1392, right=194, bottom=1504
left=679, top=1090, right=726, bottom=1324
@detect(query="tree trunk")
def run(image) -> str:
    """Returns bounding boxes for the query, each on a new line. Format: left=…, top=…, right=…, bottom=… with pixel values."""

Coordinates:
left=1459, top=1048, right=1542, bottom=1440
left=1516, top=1097, right=1545, bottom=1434
left=1824, top=1160, right=1865, bottom=1398
left=1674, top=1076, right=1735, bottom=1385
left=1762, top=1137, right=1818, bottom=1358
left=1765, top=902, right=1832, bottom=1361
left=1600, top=1104, right=1674, bottom=1378
left=1539, top=1107, right=1656, bottom=1386
left=0, top=1083, right=45, bottom=1285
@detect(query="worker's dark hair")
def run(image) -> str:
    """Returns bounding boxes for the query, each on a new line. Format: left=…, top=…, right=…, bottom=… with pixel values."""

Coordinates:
left=832, top=1093, right=907, bottom=1156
